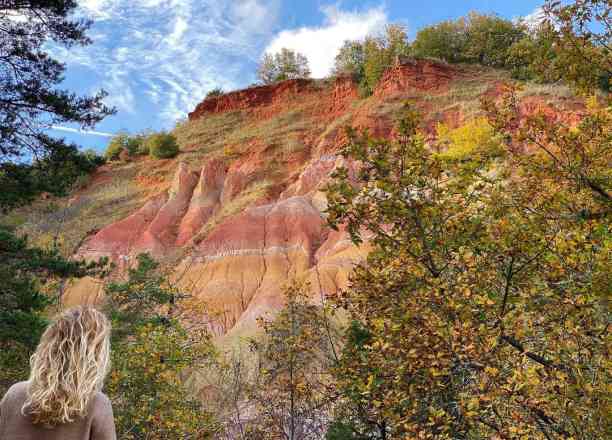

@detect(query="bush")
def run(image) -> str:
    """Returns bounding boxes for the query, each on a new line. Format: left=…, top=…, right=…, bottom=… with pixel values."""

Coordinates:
left=105, top=133, right=128, bottom=160
left=463, top=12, right=526, bottom=67
left=106, top=132, right=151, bottom=159
left=435, top=117, right=502, bottom=161
left=125, top=134, right=145, bottom=155
left=333, top=40, right=365, bottom=80
left=82, top=149, right=106, bottom=167
left=206, top=88, right=224, bottom=99
left=145, top=132, right=179, bottom=159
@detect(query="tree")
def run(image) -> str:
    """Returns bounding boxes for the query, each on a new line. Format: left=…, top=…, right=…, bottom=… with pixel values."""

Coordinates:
left=105, top=132, right=148, bottom=160
left=463, top=12, right=526, bottom=67
left=0, top=1, right=114, bottom=162
left=206, top=88, right=225, bottom=99
left=105, top=133, right=130, bottom=160
left=145, top=131, right=179, bottom=159
left=539, top=0, right=611, bottom=92
left=362, top=25, right=410, bottom=95
left=506, top=22, right=558, bottom=81
left=0, top=1, right=115, bottom=415
left=333, top=40, right=366, bottom=80
left=0, top=144, right=105, bottom=210
left=411, top=18, right=468, bottom=63
left=333, top=25, right=410, bottom=96
left=325, top=97, right=610, bottom=438
left=247, top=282, right=338, bottom=440
left=411, top=12, right=526, bottom=67
left=257, top=48, right=311, bottom=85
left=0, top=228, right=107, bottom=395
left=104, top=254, right=217, bottom=439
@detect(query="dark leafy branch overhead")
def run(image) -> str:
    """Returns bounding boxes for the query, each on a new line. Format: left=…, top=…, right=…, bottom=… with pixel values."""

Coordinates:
left=0, top=0, right=115, bottom=161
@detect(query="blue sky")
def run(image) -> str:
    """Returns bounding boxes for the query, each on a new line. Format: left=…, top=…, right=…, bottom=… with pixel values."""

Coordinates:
left=50, top=0, right=543, bottom=153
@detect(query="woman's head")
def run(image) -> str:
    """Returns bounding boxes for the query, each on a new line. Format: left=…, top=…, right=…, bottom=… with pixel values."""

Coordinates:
left=23, top=306, right=111, bottom=426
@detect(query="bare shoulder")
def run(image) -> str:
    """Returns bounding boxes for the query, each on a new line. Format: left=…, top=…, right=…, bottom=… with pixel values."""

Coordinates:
left=91, top=392, right=113, bottom=413
left=1, top=381, right=28, bottom=407
left=4, top=381, right=28, bottom=398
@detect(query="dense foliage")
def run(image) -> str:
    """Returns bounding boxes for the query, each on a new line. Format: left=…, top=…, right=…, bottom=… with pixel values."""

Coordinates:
left=146, top=132, right=179, bottom=159
left=334, top=2, right=610, bottom=93
left=104, top=254, right=217, bottom=439
left=0, top=229, right=107, bottom=395
left=412, top=12, right=525, bottom=68
left=537, top=0, right=611, bottom=92
left=105, top=132, right=146, bottom=160
left=257, top=48, right=311, bottom=84
left=323, top=10, right=611, bottom=435
left=245, top=283, right=338, bottom=439
left=325, top=92, right=610, bottom=438
left=1, top=144, right=105, bottom=211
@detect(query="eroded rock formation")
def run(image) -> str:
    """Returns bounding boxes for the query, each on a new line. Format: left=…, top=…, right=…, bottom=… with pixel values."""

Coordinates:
left=69, top=59, right=582, bottom=338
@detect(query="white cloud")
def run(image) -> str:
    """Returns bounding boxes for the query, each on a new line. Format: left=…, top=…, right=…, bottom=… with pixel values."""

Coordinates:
left=264, top=5, right=388, bottom=78
left=51, top=0, right=281, bottom=126
left=3, top=10, right=28, bottom=22
left=51, top=126, right=114, bottom=137
left=520, top=7, right=547, bottom=30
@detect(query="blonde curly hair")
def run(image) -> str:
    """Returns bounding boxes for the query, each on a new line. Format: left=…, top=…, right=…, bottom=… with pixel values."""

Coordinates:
left=22, top=305, right=111, bottom=426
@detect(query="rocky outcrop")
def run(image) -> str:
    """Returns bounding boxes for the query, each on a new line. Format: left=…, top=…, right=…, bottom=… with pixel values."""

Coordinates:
left=177, top=196, right=326, bottom=335
left=75, top=193, right=168, bottom=262
left=374, top=59, right=455, bottom=97
left=189, top=59, right=455, bottom=123
left=134, top=162, right=199, bottom=255
left=72, top=147, right=366, bottom=338
left=188, top=79, right=314, bottom=120
left=176, top=160, right=227, bottom=246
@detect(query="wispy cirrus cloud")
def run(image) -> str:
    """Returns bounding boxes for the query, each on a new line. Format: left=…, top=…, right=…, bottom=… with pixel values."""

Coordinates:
left=50, top=125, right=115, bottom=137
left=51, top=0, right=280, bottom=127
left=265, top=5, right=388, bottom=78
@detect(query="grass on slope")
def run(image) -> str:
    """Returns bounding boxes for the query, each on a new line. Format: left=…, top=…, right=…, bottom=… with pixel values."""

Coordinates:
left=5, top=163, right=143, bottom=258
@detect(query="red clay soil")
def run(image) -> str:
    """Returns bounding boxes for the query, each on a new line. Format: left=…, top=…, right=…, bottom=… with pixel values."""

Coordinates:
left=188, top=78, right=314, bottom=120
left=374, top=59, right=456, bottom=98
left=188, top=59, right=456, bottom=123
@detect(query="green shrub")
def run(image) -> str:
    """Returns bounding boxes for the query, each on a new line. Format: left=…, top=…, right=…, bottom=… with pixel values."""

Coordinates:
left=145, top=132, right=179, bottom=159
left=82, top=149, right=106, bottom=167
left=333, top=40, right=365, bottom=81
left=106, top=133, right=150, bottom=159
left=125, top=134, right=145, bottom=155
left=411, top=19, right=468, bottom=63
left=105, top=133, right=129, bottom=160
left=205, top=88, right=224, bottom=99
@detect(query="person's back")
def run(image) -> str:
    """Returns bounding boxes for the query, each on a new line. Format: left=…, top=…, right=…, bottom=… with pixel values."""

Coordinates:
left=0, top=306, right=116, bottom=440
left=0, top=382, right=115, bottom=440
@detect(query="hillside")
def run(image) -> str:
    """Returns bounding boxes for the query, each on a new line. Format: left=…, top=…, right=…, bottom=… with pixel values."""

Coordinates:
left=13, top=59, right=582, bottom=340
